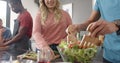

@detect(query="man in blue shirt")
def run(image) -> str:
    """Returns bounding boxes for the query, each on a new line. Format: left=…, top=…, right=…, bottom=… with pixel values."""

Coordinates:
left=68, top=0, right=120, bottom=63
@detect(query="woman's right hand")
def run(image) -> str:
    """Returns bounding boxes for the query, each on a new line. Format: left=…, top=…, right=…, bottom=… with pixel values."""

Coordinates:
left=66, top=24, right=78, bottom=35
left=38, top=45, right=56, bottom=61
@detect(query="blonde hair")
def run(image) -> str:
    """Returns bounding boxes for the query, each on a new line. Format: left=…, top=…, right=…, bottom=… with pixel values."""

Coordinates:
left=39, top=0, right=62, bottom=25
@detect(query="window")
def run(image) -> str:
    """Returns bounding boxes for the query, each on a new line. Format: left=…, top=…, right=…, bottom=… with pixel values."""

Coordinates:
left=0, top=1, right=7, bottom=27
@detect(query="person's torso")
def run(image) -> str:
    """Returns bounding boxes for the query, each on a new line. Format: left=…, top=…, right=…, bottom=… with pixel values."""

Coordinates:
left=40, top=10, right=71, bottom=44
left=95, top=0, right=120, bottom=62
left=17, top=10, right=33, bottom=38
left=98, top=0, right=120, bottom=21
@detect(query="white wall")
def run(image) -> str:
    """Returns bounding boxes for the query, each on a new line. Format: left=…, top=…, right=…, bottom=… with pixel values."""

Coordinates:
left=22, top=0, right=38, bottom=20
left=92, top=0, right=96, bottom=8
left=60, top=0, right=92, bottom=24
left=10, top=10, right=18, bottom=34
left=0, top=1, right=7, bottom=27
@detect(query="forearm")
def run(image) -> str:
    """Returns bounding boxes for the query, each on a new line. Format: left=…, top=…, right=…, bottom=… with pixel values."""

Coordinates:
left=76, top=20, right=94, bottom=32
left=11, top=34, right=23, bottom=42
left=4, top=33, right=24, bottom=45
left=33, top=32, right=48, bottom=49
left=76, top=10, right=101, bottom=32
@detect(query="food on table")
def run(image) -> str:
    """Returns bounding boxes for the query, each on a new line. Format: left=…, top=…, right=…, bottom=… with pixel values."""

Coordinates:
left=13, top=60, right=20, bottom=63
left=58, top=40, right=97, bottom=63
left=61, top=23, right=104, bottom=63
left=17, top=51, right=60, bottom=61
left=17, top=51, right=37, bottom=61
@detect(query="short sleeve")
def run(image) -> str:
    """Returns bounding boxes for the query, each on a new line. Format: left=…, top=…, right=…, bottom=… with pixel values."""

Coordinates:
left=93, top=0, right=100, bottom=11
left=20, top=16, right=29, bottom=28
left=64, top=10, right=72, bottom=26
left=19, top=12, right=32, bottom=28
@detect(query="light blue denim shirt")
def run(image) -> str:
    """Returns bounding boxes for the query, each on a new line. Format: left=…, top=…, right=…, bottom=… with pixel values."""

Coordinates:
left=94, top=0, right=120, bottom=63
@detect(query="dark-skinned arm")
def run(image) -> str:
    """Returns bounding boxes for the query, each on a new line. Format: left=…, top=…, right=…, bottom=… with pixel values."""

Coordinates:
left=4, top=26, right=28, bottom=46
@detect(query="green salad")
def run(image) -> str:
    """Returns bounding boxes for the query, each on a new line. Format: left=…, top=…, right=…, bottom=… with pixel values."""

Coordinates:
left=58, top=40, right=97, bottom=63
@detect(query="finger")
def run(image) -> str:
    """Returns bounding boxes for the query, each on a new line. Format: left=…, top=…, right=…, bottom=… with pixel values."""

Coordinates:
left=66, top=25, right=76, bottom=34
left=91, top=23, right=105, bottom=37
left=97, top=27, right=106, bottom=36
left=89, top=21, right=103, bottom=33
left=50, top=48, right=55, bottom=58
left=47, top=48, right=56, bottom=61
left=87, top=23, right=93, bottom=35
left=86, top=23, right=93, bottom=32
left=97, top=21, right=107, bottom=36
left=49, top=48, right=55, bottom=56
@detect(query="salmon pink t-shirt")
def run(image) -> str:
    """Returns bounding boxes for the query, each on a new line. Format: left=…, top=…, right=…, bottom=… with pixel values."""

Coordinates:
left=32, top=10, right=72, bottom=48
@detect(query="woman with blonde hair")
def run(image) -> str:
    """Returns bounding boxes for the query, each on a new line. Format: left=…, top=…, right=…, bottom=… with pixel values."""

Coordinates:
left=32, top=0, right=72, bottom=60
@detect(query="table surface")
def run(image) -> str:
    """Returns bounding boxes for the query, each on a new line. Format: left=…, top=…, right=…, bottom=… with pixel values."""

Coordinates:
left=0, top=46, right=103, bottom=63
left=0, top=57, right=103, bottom=63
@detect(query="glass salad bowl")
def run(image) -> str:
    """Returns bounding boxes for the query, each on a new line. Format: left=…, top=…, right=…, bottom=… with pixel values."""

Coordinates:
left=57, top=40, right=98, bottom=63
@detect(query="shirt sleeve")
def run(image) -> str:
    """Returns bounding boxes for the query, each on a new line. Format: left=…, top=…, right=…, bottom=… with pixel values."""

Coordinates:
left=2, top=27, right=12, bottom=39
left=64, top=10, right=72, bottom=26
left=93, top=0, right=100, bottom=11
left=32, top=11, right=48, bottom=49
left=20, top=14, right=31, bottom=28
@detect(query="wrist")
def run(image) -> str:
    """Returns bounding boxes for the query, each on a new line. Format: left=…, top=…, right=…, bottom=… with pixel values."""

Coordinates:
left=76, top=24, right=80, bottom=32
left=76, top=24, right=86, bottom=32
left=113, top=19, right=120, bottom=35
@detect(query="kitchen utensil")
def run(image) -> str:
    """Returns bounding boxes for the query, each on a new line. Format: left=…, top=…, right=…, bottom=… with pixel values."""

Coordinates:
left=79, top=24, right=104, bottom=49
left=79, top=35, right=102, bottom=48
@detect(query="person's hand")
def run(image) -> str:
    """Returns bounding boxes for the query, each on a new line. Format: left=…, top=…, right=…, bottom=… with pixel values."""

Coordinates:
left=3, top=40, right=11, bottom=46
left=88, top=20, right=118, bottom=37
left=4, top=38, right=12, bottom=42
left=66, top=24, right=78, bottom=35
left=0, top=42, right=5, bottom=47
left=0, top=41, right=9, bottom=50
left=38, top=45, right=56, bottom=61
left=0, top=40, right=9, bottom=50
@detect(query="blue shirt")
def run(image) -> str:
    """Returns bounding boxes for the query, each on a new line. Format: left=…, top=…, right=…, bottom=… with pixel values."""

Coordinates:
left=2, top=27, right=12, bottom=39
left=94, top=0, right=120, bottom=63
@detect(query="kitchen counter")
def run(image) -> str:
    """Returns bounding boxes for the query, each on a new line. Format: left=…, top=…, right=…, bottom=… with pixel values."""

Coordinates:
left=0, top=46, right=103, bottom=63
left=0, top=57, right=103, bottom=63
